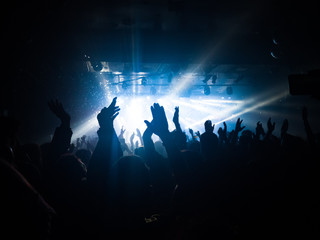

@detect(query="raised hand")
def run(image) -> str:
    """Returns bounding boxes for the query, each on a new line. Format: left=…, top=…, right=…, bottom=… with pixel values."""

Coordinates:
left=189, top=128, right=194, bottom=136
left=144, top=103, right=169, bottom=138
left=218, top=122, right=227, bottom=141
left=255, top=121, right=265, bottom=138
left=172, top=106, right=182, bottom=132
left=173, top=106, right=179, bottom=125
left=119, top=126, right=126, bottom=139
left=267, top=117, right=275, bottom=133
left=235, top=118, right=245, bottom=133
left=136, top=128, right=143, bottom=146
left=136, top=128, right=142, bottom=139
left=130, top=132, right=135, bottom=142
left=97, top=97, right=120, bottom=130
left=195, top=131, right=201, bottom=138
left=223, top=122, right=227, bottom=132
left=48, top=99, right=70, bottom=125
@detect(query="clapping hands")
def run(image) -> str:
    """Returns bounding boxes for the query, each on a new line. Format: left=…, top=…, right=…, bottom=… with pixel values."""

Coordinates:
left=144, top=103, right=169, bottom=138
left=97, top=97, right=120, bottom=130
left=48, top=99, right=71, bottom=126
left=235, top=118, right=245, bottom=133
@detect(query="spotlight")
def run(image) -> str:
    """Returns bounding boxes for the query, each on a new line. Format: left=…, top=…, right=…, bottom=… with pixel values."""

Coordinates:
left=211, top=74, right=217, bottom=84
left=141, top=77, right=147, bottom=86
left=122, top=82, right=128, bottom=90
left=204, top=85, right=210, bottom=95
left=92, top=61, right=103, bottom=72
left=105, top=73, right=114, bottom=81
left=180, top=88, right=192, bottom=98
left=202, top=74, right=212, bottom=83
left=226, top=86, right=233, bottom=95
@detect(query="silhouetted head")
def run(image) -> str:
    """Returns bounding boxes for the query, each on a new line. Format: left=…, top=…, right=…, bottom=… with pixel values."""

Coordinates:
left=204, top=120, right=214, bottom=133
left=134, top=146, right=145, bottom=159
left=171, top=130, right=187, bottom=150
left=54, top=153, right=87, bottom=184
left=75, top=149, right=92, bottom=168
left=110, top=155, right=151, bottom=215
left=239, top=129, right=254, bottom=147
left=188, top=140, right=201, bottom=153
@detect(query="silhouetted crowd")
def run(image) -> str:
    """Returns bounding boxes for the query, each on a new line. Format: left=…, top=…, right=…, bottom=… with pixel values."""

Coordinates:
left=1, top=97, right=319, bottom=239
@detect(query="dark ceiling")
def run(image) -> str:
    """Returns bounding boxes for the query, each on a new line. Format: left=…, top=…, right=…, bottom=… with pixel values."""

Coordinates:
left=4, top=0, right=320, bottom=65
left=4, top=0, right=320, bottom=92
left=2, top=0, right=320, bottom=143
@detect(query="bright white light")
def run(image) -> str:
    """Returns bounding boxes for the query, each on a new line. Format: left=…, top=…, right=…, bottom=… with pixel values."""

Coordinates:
left=169, top=74, right=194, bottom=97
left=71, top=113, right=99, bottom=142
left=70, top=87, right=289, bottom=145
left=71, top=95, right=242, bottom=144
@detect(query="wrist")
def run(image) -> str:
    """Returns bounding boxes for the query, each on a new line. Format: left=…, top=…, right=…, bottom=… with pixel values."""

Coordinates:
left=158, top=130, right=171, bottom=142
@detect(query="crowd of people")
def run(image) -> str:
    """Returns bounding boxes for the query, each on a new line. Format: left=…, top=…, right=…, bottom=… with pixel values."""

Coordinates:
left=1, top=96, right=319, bottom=239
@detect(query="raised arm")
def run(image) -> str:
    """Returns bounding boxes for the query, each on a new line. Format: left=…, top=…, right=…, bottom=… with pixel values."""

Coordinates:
left=136, top=128, right=143, bottom=147
left=144, top=103, right=184, bottom=183
left=172, top=106, right=182, bottom=133
left=130, top=131, right=135, bottom=153
left=264, top=117, right=276, bottom=141
left=118, top=126, right=133, bottom=155
left=217, top=121, right=228, bottom=144
left=87, top=97, right=123, bottom=187
left=188, top=128, right=195, bottom=141
left=230, top=118, right=245, bottom=145
left=46, top=99, right=73, bottom=166
left=302, top=106, right=315, bottom=147
left=254, top=121, right=265, bottom=141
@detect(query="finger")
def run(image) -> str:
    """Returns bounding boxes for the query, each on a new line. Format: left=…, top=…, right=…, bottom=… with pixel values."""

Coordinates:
left=111, top=112, right=119, bottom=121
left=144, top=120, right=151, bottom=128
left=109, top=97, right=117, bottom=108
left=151, top=106, right=155, bottom=118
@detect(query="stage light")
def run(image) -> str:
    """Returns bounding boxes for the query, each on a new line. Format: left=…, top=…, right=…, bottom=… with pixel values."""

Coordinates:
left=141, top=77, right=147, bottom=86
left=211, top=74, right=217, bottom=84
left=92, top=61, right=103, bottom=72
left=122, top=82, right=128, bottom=90
left=202, top=74, right=212, bottom=83
left=204, top=85, right=210, bottom=95
left=105, top=73, right=114, bottom=82
left=69, top=82, right=289, bottom=147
